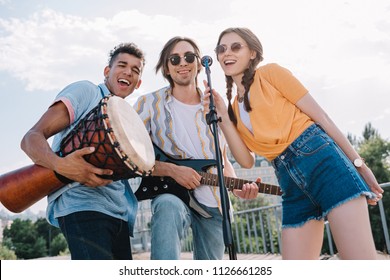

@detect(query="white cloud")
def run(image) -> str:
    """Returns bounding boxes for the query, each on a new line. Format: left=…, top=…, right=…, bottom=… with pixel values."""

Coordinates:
left=0, top=8, right=224, bottom=92
left=0, top=10, right=106, bottom=90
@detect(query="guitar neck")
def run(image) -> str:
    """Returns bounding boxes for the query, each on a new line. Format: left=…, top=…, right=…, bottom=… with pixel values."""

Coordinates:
left=198, top=171, right=282, bottom=196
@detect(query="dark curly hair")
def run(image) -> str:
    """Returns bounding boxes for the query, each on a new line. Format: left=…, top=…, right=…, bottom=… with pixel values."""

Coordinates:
left=108, top=42, right=146, bottom=68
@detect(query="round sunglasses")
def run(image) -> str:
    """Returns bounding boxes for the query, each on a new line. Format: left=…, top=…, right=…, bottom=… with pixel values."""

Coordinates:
left=214, top=42, right=247, bottom=55
left=168, top=52, right=198, bottom=66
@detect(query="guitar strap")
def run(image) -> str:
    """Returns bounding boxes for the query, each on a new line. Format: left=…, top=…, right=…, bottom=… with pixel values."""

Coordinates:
left=187, top=192, right=212, bottom=218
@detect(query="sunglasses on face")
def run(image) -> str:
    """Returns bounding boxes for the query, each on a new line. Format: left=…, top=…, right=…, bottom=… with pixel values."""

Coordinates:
left=214, top=42, right=247, bottom=55
left=168, top=52, right=198, bottom=66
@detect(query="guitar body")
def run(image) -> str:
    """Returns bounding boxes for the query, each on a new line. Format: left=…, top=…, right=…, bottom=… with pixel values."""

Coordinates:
left=135, top=144, right=217, bottom=218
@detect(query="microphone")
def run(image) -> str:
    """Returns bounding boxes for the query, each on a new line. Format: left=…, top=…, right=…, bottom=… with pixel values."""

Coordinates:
left=201, top=56, right=213, bottom=67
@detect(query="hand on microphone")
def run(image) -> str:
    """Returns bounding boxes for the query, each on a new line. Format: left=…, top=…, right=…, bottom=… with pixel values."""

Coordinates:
left=202, top=80, right=228, bottom=118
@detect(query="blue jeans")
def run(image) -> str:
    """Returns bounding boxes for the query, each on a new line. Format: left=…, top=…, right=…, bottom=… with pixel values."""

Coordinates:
left=150, top=194, right=224, bottom=260
left=58, top=211, right=132, bottom=260
left=272, top=124, right=375, bottom=228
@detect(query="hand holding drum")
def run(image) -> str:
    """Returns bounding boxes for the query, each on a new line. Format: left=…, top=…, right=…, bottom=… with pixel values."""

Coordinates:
left=0, top=95, right=155, bottom=213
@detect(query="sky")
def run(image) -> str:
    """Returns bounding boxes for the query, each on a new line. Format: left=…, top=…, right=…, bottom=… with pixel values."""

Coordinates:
left=1, top=0, right=390, bottom=215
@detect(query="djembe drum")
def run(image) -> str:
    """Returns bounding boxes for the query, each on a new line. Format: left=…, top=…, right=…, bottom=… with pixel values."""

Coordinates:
left=0, top=95, right=155, bottom=213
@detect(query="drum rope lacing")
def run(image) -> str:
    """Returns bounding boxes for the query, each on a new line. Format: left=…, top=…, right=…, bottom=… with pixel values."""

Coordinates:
left=58, top=96, right=152, bottom=181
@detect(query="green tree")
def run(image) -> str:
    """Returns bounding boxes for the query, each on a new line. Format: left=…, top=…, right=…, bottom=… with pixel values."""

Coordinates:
left=3, top=218, right=47, bottom=259
left=0, top=243, right=17, bottom=260
left=35, top=217, right=63, bottom=256
left=50, top=233, right=68, bottom=256
left=362, top=123, right=380, bottom=141
left=359, top=137, right=390, bottom=184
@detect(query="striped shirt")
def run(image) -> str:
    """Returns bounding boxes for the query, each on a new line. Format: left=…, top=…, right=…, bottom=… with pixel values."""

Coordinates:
left=134, top=86, right=227, bottom=208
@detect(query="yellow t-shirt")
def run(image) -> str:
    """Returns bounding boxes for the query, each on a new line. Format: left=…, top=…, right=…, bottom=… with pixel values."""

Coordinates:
left=233, top=63, right=314, bottom=161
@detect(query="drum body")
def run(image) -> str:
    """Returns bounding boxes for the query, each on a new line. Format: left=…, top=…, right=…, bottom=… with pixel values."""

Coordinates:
left=0, top=95, right=154, bottom=212
left=59, top=95, right=154, bottom=180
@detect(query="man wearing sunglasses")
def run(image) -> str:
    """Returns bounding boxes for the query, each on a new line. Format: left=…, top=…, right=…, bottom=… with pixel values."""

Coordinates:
left=134, top=36, right=258, bottom=260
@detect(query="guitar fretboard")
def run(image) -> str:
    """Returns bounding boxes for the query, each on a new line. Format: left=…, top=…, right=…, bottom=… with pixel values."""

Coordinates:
left=198, top=171, right=282, bottom=196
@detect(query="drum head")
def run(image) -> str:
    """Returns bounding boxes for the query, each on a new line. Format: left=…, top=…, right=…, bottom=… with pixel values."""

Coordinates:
left=105, top=96, right=154, bottom=174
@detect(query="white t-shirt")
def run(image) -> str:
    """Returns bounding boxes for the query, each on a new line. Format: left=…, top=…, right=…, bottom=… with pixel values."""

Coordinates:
left=169, top=97, right=220, bottom=207
left=238, top=93, right=253, bottom=134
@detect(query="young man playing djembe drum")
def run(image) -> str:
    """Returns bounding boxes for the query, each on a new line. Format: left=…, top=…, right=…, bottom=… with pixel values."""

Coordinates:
left=20, top=43, right=148, bottom=260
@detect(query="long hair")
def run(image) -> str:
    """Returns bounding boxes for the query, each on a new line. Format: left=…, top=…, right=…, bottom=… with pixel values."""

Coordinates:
left=216, top=27, right=263, bottom=125
left=155, top=36, right=202, bottom=88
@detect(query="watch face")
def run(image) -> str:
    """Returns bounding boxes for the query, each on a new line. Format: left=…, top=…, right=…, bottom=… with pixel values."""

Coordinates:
left=354, top=158, right=363, bottom=167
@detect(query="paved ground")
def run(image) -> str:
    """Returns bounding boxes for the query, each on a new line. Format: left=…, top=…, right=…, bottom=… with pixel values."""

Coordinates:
left=37, top=252, right=282, bottom=260
left=132, top=251, right=390, bottom=260
left=132, top=251, right=282, bottom=260
left=37, top=251, right=390, bottom=260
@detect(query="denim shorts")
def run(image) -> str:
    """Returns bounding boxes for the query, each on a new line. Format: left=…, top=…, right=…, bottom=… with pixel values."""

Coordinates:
left=271, top=124, right=375, bottom=228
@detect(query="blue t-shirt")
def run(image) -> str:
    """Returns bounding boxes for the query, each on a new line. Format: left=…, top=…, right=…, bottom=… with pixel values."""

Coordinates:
left=46, top=81, right=138, bottom=235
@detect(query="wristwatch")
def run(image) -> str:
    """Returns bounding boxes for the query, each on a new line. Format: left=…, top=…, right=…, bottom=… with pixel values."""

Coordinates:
left=353, top=158, right=364, bottom=168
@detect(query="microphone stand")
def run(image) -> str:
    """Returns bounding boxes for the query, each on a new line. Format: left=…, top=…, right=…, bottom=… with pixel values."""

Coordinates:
left=202, top=57, right=237, bottom=260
